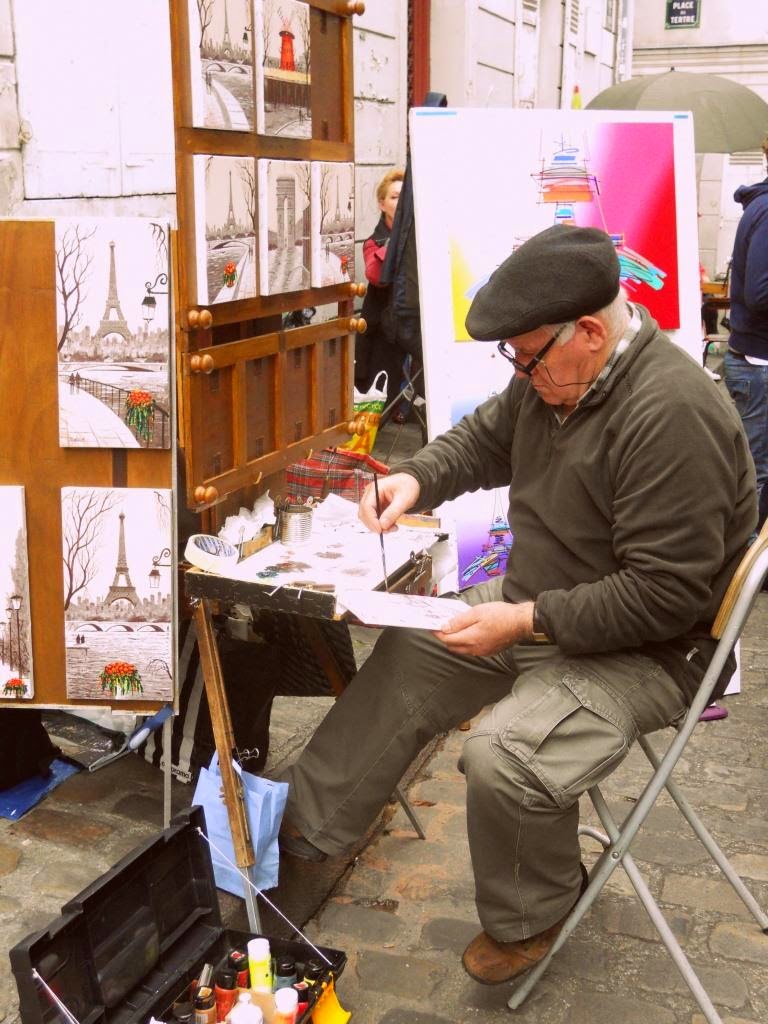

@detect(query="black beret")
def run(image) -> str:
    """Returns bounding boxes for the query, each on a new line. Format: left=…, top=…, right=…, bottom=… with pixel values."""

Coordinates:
left=465, top=225, right=621, bottom=341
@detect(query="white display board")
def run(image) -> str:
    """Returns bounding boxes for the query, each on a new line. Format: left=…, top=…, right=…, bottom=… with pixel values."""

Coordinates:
left=409, top=107, right=700, bottom=589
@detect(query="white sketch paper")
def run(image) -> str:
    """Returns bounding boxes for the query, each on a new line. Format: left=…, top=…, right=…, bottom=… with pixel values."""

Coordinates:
left=194, top=154, right=259, bottom=304
left=0, top=487, right=34, bottom=700
left=255, top=0, right=311, bottom=139
left=61, top=487, right=174, bottom=702
left=258, top=158, right=311, bottom=294
left=55, top=217, right=171, bottom=449
left=188, top=0, right=256, bottom=131
left=338, top=590, right=464, bottom=630
left=311, top=161, right=355, bottom=287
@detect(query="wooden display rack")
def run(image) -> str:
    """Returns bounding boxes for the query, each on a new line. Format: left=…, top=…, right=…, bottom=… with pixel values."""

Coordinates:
left=169, top=0, right=368, bottom=514
left=0, top=220, right=172, bottom=712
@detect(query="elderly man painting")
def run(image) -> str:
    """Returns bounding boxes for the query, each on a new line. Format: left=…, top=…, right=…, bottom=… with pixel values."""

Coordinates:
left=280, top=225, right=756, bottom=984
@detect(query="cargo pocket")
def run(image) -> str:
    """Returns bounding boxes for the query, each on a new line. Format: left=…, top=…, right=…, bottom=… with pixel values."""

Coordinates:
left=494, top=670, right=635, bottom=809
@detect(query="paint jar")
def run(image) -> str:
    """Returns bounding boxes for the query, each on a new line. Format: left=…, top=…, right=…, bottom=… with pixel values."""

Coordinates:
left=292, top=982, right=310, bottom=1018
left=228, top=948, right=249, bottom=990
left=214, top=968, right=238, bottom=1022
left=277, top=504, right=313, bottom=544
left=247, top=937, right=273, bottom=993
left=193, top=986, right=216, bottom=1024
left=273, top=986, right=298, bottom=1024
left=273, top=955, right=297, bottom=991
left=171, top=1001, right=194, bottom=1024
left=302, top=958, right=325, bottom=986
left=227, top=992, right=264, bottom=1024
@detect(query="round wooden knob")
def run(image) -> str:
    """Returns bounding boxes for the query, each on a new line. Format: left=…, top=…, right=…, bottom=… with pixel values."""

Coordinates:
left=346, top=0, right=365, bottom=13
left=190, top=353, right=215, bottom=374
left=355, top=317, right=367, bottom=334
left=203, top=486, right=219, bottom=504
left=187, top=309, right=200, bottom=329
left=348, top=317, right=359, bottom=332
left=355, top=282, right=367, bottom=297
left=193, top=486, right=207, bottom=504
left=199, top=308, right=213, bottom=329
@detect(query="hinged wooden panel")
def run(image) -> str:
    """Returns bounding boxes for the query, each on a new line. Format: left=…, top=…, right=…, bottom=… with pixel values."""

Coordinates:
left=0, top=221, right=172, bottom=709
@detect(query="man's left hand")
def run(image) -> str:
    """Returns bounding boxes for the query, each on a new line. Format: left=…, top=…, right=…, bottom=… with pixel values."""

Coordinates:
left=434, top=600, right=535, bottom=656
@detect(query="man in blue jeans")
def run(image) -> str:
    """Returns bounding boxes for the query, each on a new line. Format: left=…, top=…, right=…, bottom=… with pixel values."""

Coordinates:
left=726, top=137, right=768, bottom=531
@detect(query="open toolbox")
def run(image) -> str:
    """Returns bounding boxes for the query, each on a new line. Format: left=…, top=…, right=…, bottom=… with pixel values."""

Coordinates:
left=10, top=807, right=346, bottom=1024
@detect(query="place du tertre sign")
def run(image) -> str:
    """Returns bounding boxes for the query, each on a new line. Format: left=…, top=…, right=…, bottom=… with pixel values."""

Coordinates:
left=665, top=0, right=700, bottom=28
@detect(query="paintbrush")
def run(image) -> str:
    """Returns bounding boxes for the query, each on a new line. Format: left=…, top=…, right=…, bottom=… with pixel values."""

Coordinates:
left=373, top=473, right=390, bottom=592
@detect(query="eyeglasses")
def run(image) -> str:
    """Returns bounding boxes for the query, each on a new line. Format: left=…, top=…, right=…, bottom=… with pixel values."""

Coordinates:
left=496, top=324, right=568, bottom=376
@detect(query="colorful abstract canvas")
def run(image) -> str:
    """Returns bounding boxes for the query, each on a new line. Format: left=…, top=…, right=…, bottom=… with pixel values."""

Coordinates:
left=61, top=488, right=174, bottom=702
left=310, top=161, right=355, bottom=287
left=0, top=487, right=34, bottom=701
left=55, top=217, right=172, bottom=449
left=188, top=0, right=256, bottom=131
left=255, top=0, right=312, bottom=139
left=258, top=158, right=311, bottom=294
left=194, top=154, right=259, bottom=304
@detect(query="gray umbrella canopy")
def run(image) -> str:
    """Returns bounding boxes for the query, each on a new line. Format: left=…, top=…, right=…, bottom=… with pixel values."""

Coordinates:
left=585, top=70, right=768, bottom=154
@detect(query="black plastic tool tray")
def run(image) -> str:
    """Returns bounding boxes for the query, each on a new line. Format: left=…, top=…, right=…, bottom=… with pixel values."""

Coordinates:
left=10, top=806, right=346, bottom=1024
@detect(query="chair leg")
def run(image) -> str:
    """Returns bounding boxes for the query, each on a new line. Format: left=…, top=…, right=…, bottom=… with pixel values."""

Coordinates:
left=638, top=736, right=768, bottom=930
left=589, top=787, right=726, bottom=1024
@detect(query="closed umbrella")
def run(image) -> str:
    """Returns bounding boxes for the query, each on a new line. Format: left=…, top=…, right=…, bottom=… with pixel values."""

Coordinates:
left=585, top=70, right=768, bottom=153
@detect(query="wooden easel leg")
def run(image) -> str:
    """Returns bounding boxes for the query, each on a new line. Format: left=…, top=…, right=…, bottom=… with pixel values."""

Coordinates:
left=194, top=599, right=262, bottom=930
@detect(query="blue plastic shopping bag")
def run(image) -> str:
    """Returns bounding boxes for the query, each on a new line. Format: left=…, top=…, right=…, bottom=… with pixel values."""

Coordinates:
left=193, top=753, right=288, bottom=896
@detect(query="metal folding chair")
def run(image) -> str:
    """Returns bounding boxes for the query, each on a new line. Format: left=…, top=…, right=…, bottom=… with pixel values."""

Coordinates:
left=508, top=517, right=768, bottom=1024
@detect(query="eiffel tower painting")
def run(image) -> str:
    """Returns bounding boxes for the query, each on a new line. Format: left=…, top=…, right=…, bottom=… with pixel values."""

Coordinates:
left=105, top=512, right=140, bottom=607
left=95, top=241, right=131, bottom=342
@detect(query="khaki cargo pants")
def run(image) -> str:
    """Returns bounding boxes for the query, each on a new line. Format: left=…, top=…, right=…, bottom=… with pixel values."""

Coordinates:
left=284, top=580, right=687, bottom=940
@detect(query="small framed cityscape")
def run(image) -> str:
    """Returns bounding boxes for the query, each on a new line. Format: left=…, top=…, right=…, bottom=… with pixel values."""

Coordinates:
left=55, top=217, right=172, bottom=450
left=61, top=487, right=174, bottom=703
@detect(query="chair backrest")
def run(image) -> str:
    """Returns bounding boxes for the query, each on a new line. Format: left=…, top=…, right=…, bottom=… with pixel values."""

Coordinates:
left=712, top=516, right=768, bottom=639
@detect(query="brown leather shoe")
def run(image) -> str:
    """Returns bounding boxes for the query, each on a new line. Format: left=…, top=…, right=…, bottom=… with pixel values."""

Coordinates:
left=462, top=864, right=589, bottom=985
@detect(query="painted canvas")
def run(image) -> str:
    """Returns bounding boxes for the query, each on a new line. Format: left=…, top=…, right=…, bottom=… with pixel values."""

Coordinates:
left=55, top=217, right=171, bottom=449
left=258, top=158, right=311, bottom=294
left=255, top=0, right=312, bottom=139
left=61, top=488, right=174, bottom=702
left=188, top=0, right=256, bottom=131
left=311, top=161, right=355, bottom=287
left=0, top=487, right=34, bottom=701
left=409, top=108, right=699, bottom=591
left=194, top=155, right=259, bottom=305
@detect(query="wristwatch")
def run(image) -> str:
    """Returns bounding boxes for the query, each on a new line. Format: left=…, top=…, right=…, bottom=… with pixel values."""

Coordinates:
left=531, top=604, right=550, bottom=644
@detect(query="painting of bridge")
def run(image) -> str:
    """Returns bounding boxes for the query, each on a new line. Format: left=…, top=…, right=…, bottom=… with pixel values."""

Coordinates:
left=258, top=157, right=311, bottom=294
left=55, top=217, right=171, bottom=449
left=0, top=487, right=34, bottom=701
left=255, top=0, right=312, bottom=139
left=311, top=161, right=354, bottom=287
left=61, top=487, right=174, bottom=702
left=188, top=0, right=256, bottom=131
left=194, top=154, right=259, bottom=304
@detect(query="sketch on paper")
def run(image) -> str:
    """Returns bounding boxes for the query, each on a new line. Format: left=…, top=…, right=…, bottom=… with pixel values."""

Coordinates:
left=188, top=0, right=256, bottom=131
left=311, top=162, right=354, bottom=287
left=0, top=487, right=34, bottom=701
left=255, top=0, right=312, bottom=139
left=61, top=488, right=174, bottom=702
left=338, top=590, right=464, bottom=631
left=55, top=218, right=171, bottom=449
left=258, top=158, right=311, bottom=294
left=194, top=154, right=259, bottom=305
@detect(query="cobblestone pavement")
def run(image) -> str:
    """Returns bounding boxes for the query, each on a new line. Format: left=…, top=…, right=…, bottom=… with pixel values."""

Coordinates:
left=1, top=419, right=767, bottom=1022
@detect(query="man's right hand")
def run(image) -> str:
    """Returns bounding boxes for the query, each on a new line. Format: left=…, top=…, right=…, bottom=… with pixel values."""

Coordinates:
left=359, top=472, right=421, bottom=533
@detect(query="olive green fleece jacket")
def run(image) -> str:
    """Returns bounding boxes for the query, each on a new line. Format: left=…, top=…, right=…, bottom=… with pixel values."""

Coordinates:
left=397, top=307, right=757, bottom=701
